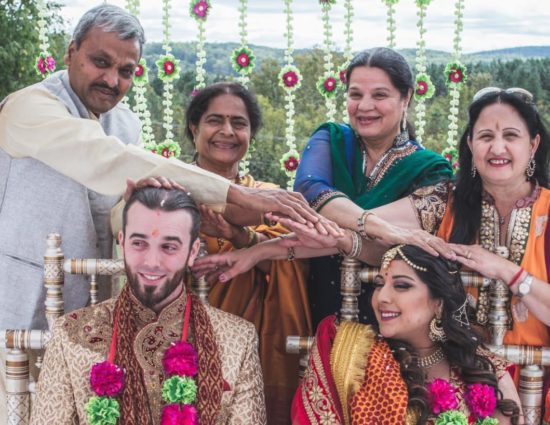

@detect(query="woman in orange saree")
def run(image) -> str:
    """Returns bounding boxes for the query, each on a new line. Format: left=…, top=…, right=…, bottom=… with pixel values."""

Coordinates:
left=185, top=82, right=312, bottom=425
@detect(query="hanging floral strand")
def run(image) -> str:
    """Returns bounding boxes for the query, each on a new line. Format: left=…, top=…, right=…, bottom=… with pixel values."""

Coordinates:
left=125, top=0, right=155, bottom=146
left=154, top=0, right=182, bottom=158
left=231, top=0, right=255, bottom=88
left=317, top=0, right=338, bottom=122
left=413, top=0, right=435, bottom=145
left=190, top=0, right=211, bottom=94
left=278, top=0, right=302, bottom=189
left=231, top=0, right=254, bottom=175
left=339, top=0, right=354, bottom=122
left=35, top=0, right=56, bottom=77
left=442, top=0, right=467, bottom=170
left=383, top=0, right=399, bottom=49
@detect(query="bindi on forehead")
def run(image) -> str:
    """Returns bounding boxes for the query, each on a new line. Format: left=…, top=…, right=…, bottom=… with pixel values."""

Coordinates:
left=151, top=228, right=160, bottom=238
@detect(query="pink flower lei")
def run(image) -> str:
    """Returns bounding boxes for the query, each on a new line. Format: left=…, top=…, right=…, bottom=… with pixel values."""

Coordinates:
left=426, top=378, right=497, bottom=424
left=85, top=294, right=198, bottom=425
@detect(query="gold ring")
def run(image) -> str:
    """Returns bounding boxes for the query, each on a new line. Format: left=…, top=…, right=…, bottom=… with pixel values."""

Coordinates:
left=466, top=252, right=472, bottom=259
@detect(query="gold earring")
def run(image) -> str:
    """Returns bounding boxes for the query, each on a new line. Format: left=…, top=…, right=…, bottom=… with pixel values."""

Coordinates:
left=428, top=317, right=446, bottom=342
left=526, top=156, right=536, bottom=179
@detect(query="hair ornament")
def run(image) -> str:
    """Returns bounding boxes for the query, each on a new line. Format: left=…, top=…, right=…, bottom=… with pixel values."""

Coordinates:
left=451, top=299, right=470, bottom=328
left=381, top=245, right=428, bottom=272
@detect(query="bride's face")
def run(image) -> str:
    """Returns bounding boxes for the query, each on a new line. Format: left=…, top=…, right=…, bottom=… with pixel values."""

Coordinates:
left=371, top=260, right=441, bottom=349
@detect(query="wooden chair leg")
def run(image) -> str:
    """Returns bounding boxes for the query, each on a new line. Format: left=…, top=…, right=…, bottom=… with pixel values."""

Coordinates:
left=6, top=349, right=30, bottom=425
left=519, top=364, right=544, bottom=425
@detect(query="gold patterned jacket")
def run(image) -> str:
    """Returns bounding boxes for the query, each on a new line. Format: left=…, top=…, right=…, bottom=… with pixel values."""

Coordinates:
left=30, top=292, right=266, bottom=425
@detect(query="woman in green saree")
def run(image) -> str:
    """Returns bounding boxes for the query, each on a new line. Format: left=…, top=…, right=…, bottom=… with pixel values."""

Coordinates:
left=294, top=47, right=453, bottom=326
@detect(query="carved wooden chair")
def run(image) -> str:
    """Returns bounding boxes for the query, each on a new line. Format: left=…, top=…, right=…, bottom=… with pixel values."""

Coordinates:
left=287, top=257, right=549, bottom=424
left=1, top=233, right=211, bottom=425
left=1, top=233, right=125, bottom=424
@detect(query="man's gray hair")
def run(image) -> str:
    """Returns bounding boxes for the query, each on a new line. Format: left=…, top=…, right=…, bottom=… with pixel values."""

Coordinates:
left=72, top=5, right=145, bottom=55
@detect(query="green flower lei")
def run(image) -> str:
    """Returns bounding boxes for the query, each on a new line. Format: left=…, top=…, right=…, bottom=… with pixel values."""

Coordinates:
left=162, top=375, right=198, bottom=405
left=318, top=0, right=338, bottom=121
left=413, top=0, right=435, bottom=144
left=434, top=410, right=468, bottom=425
left=85, top=396, right=120, bottom=425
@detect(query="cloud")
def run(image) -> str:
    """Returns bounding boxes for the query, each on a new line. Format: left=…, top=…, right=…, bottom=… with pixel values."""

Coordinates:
left=60, top=0, right=550, bottom=53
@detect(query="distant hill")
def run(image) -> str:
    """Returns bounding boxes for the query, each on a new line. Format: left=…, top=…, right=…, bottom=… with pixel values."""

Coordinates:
left=143, top=43, right=550, bottom=77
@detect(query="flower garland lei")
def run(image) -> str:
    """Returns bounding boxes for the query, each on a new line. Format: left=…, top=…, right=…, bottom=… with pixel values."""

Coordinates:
left=413, top=0, right=435, bottom=145
left=317, top=0, right=339, bottom=122
left=278, top=0, right=302, bottom=189
left=427, top=378, right=498, bottom=425
left=154, top=0, right=181, bottom=157
left=382, top=0, right=399, bottom=49
left=85, top=294, right=198, bottom=425
left=443, top=0, right=467, bottom=163
left=339, top=0, right=354, bottom=122
left=124, top=0, right=155, bottom=145
left=190, top=0, right=211, bottom=94
left=230, top=0, right=255, bottom=176
left=35, top=0, right=56, bottom=77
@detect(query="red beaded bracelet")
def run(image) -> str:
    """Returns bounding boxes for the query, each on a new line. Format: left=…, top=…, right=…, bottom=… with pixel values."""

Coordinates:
left=508, top=267, right=525, bottom=288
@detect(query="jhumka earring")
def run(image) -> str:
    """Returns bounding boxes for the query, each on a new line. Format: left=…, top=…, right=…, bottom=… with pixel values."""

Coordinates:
left=396, top=110, right=410, bottom=145
left=526, top=156, right=536, bottom=179
left=471, top=164, right=477, bottom=178
left=428, top=316, right=447, bottom=342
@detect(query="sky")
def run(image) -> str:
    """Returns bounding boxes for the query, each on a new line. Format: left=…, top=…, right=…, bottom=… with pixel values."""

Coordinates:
left=59, top=0, right=550, bottom=54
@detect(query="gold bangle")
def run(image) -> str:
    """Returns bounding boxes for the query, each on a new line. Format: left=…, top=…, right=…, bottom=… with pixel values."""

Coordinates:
left=357, top=210, right=377, bottom=241
left=339, top=231, right=362, bottom=258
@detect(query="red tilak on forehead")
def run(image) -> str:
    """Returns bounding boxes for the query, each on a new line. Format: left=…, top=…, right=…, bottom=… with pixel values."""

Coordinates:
left=151, top=228, right=160, bottom=238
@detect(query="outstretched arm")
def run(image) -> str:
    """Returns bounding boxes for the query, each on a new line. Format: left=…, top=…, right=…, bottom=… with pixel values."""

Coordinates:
left=452, top=244, right=550, bottom=326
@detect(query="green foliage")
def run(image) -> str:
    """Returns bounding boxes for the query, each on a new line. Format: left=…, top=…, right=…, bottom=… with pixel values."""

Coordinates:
left=0, top=0, right=66, bottom=100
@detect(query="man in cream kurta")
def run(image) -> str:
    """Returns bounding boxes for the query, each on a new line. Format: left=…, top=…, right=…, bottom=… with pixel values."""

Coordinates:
left=0, top=5, right=314, bottom=421
left=31, top=186, right=267, bottom=424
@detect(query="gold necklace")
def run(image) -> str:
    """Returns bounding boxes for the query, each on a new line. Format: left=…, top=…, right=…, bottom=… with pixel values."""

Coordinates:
left=417, top=347, right=445, bottom=369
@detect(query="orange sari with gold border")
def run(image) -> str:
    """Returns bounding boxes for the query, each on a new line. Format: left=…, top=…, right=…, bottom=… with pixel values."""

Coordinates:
left=199, top=175, right=312, bottom=425
left=437, top=187, right=550, bottom=422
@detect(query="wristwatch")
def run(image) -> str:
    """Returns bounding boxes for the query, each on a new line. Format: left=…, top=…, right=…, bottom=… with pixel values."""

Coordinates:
left=518, top=273, right=534, bottom=298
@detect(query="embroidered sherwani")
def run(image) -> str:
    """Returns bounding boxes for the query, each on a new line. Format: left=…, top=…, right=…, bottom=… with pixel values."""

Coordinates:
left=30, top=288, right=266, bottom=425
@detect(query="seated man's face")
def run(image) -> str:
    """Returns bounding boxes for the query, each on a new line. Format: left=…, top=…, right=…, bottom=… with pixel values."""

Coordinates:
left=119, top=202, right=200, bottom=311
left=64, top=26, right=140, bottom=115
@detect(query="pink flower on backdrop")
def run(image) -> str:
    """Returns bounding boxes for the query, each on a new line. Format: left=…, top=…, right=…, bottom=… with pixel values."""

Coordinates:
left=323, top=77, right=336, bottom=92
left=237, top=53, right=250, bottom=67
left=164, top=61, right=175, bottom=75
left=193, top=1, right=209, bottom=18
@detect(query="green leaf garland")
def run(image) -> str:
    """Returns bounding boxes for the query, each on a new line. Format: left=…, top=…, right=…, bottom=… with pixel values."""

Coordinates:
left=383, top=0, right=399, bottom=48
